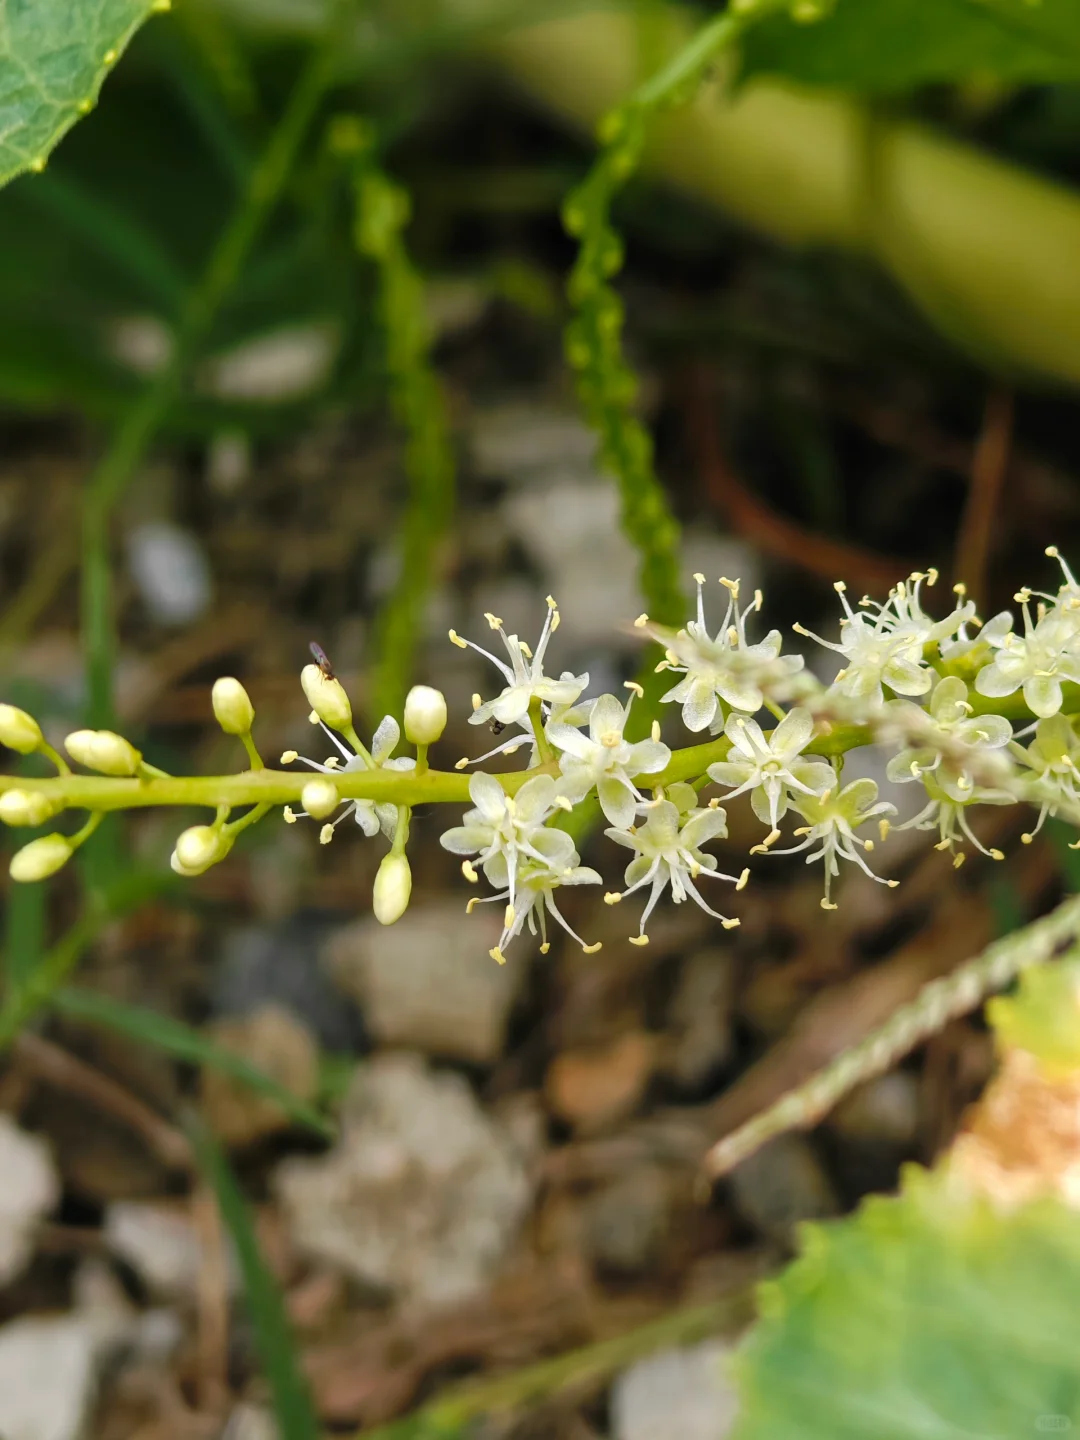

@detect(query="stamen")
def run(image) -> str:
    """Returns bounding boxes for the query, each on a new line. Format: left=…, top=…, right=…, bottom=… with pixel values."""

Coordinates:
left=280, top=750, right=298, bottom=765
left=448, top=629, right=467, bottom=649
left=629, top=934, right=650, bottom=946
left=319, top=824, right=334, bottom=845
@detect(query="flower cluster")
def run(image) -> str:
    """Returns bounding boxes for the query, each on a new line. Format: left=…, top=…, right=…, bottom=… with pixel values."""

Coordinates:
left=5, top=551, right=1080, bottom=963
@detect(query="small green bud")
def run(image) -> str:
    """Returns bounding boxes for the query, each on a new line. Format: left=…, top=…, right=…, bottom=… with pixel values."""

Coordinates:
left=301, top=778, right=339, bottom=820
left=0, top=704, right=43, bottom=755
left=373, top=852, right=412, bottom=926
left=403, top=685, right=447, bottom=746
left=171, top=825, right=231, bottom=877
left=0, top=789, right=60, bottom=828
left=10, top=833, right=73, bottom=882
left=211, top=677, right=255, bottom=736
left=300, top=664, right=353, bottom=732
left=64, top=729, right=141, bottom=777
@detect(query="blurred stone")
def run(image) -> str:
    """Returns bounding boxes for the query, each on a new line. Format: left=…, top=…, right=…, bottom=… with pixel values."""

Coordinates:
left=546, top=1032, right=656, bottom=1132
left=126, top=520, right=212, bottom=626
left=611, top=1339, right=739, bottom=1440
left=0, top=1315, right=97, bottom=1440
left=829, top=1071, right=921, bottom=1148
left=274, top=1053, right=530, bottom=1311
left=201, top=1003, right=319, bottom=1147
left=213, top=916, right=364, bottom=1053
left=322, top=903, right=517, bottom=1066
left=109, top=314, right=174, bottom=376
left=222, top=1402, right=280, bottom=1440
left=727, top=1134, right=839, bottom=1246
left=104, top=1200, right=227, bottom=1303
left=201, top=321, right=340, bottom=403
left=206, top=428, right=252, bottom=496
left=0, top=1115, right=58, bottom=1286
left=470, top=402, right=597, bottom=479
left=583, top=1165, right=673, bottom=1277
left=665, top=948, right=736, bottom=1092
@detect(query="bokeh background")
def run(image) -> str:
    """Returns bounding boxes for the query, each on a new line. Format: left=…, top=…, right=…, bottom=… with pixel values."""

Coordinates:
left=3, top=2, right=1080, bottom=1436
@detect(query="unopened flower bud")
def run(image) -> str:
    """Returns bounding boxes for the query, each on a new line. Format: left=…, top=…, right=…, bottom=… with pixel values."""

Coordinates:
left=301, top=778, right=339, bottom=820
left=300, top=664, right=353, bottom=732
left=170, top=825, right=230, bottom=877
left=10, top=833, right=73, bottom=882
left=373, top=852, right=412, bottom=925
left=211, top=677, right=255, bottom=736
left=65, top=729, right=141, bottom=777
left=0, top=704, right=43, bottom=755
left=404, top=685, right=447, bottom=746
left=0, top=789, right=60, bottom=828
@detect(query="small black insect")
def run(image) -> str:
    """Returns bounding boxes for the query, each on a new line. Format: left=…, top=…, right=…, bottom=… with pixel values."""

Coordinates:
left=489, top=719, right=507, bottom=737
left=309, top=642, right=335, bottom=680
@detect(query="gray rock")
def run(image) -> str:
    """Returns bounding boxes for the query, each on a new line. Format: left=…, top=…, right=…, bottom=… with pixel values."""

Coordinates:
left=0, top=1115, right=58, bottom=1287
left=583, top=1166, right=673, bottom=1277
left=322, top=902, right=519, bottom=1065
left=665, top=948, right=735, bottom=1092
left=274, top=1053, right=531, bottom=1311
left=212, top=916, right=364, bottom=1053
left=611, top=1339, right=739, bottom=1440
left=0, top=1316, right=98, bottom=1440
left=727, top=1134, right=839, bottom=1246
left=126, top=520, right=212, bottom=626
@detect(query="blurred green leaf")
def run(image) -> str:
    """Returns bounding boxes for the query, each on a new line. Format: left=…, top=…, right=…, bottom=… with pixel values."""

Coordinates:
left=0, top=0, right=163, bottom=188
left=740, top=0, right=1080, bottom=92
left=188, top=1116, right=319, bottom=1440
left=54, top=986, right=335, bottom=1139
left=732, top=1168, right=1080, bottom=1438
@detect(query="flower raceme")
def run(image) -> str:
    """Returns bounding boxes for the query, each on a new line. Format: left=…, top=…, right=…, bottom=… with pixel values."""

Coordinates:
left=8, top=554, right=1080, bottom=951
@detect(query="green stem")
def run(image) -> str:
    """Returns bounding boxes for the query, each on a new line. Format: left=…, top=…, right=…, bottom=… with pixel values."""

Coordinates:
left=240, top=732, right=264, bottom=772
left=81, top=11, right=349, bottom=728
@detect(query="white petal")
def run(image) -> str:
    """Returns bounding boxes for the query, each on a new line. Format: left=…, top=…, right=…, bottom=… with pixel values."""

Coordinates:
left=469, top=771, right=507, bottom=822
left=439, top=823, right=492, bottom=854
left=681, top=678, right=718, bottom=733
left=598, top=777, right=636, bottom=831
left=371, top=714, right=400, bottom=760
left=1024, top=673, right=1063, bottom=719
left=772, top=706, right=813, bottom=758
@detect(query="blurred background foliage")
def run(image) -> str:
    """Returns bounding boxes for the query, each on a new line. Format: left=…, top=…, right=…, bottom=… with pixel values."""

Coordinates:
left=8, top=2, right=1080, bottom=1437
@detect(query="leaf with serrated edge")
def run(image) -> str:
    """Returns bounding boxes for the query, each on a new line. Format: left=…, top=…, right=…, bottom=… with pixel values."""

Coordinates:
left=0, top=0, right=164, bottom=188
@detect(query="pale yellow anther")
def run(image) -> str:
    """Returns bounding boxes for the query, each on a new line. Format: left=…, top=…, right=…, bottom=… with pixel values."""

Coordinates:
left=540, top=941, right=551, bottom=954
left=546, top=594, right=557, bottom=609
left=489, top=947, right=507, bottom=966
left=280, top=750, right=298, bottom=765
left=455, top=757, right=469, bottom=770
left=719, top=577, right=739, bottom=596
left=604, top=891, right=622, bottom=905
left=990, top=848, right=1005, bottom=861
left=629, top=935, right=650, bottom=947
left=879, top=819, right=891, bottom=842
left=953, top=582, right=967, bottom=596
left=927, top=567, right=939, bottom=585
left=721, top=917, right=741, bottom=930
left=554, top=795, right=573, bottom=812
left=736, top=868, right=750, bottom=891
left=654, top=662, right=669, bottom=674
left=324, top=756, right=340, bottom=770
left=634, top=613, right=649, bottom=628
left=462, top=860, right=478, bottom=883
left=319, top=824, right=334, bottom=845
left=582, top=942, right=603, bottom=954
left=693, top=572, right=706, bottom=585
left=1047, top=545, right=1060, bottom=558
left=624, top=680, right=644, bottom=698
left=283, top=807, right=296, bottom=824
left=471, top=693, right=482, bottom=711
left=821, top=899, right=838, bottom=911
left=484, top=612, right=502, bottom=630
left=863, top=838, right=875, bottom=853
left=953, top=852, right=966, bottom=869
left=651, top=720, right=661, bottom=742
left=887, top=879, right=900, bottom=888
left=1021, top=832, right=1034, bottom=845
left=466, top=897, right=480, bottom=914
left=519, top=641, right=533, bottom=659
left=834, top=580, right=847, bottom=594
left=550, top=611, right=561, bottom=633
left=308, top=710, right=320, bottom=725
left=448, top=629, right=467, bottom=649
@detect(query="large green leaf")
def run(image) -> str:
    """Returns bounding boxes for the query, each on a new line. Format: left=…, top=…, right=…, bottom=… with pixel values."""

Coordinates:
left=732, top=1167, right=1080, bottom=1439
left=0, top=0, right=164, bottom=188
left=740, top=0, right=1080, bottom=92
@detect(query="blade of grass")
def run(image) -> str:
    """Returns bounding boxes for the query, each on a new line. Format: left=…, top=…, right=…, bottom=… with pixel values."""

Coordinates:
left=187, top=1115, right=319, bottom=1440
left=54, top=985, right=334, bottom=1139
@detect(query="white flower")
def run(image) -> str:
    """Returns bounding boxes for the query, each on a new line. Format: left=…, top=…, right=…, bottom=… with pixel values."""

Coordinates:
left=796, top=572, right=972, bottom=706
left=974, top=591, right=1080, bottom=719
left=450, top=598, right=587, bottom=731
left=440, top=772, right=601, bottom=960
left=604, top=798, right=744, bottom=943
left=1038, top=546, right=1080, bottom=632
left=705, top=708, right=832, bottom=839
left=282, top=714, right=413, bottom=840
left=1013, top=714, right=1080, bottom=841
left=896, top=771, right=1013, bottom=861
left=768, top=776, right=897, bottom=910
left=883, top=676, right=1013, bottom=802
left=547, top=687, right=670, bottom=829
left=646, top=576, right=804, bottom=733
